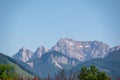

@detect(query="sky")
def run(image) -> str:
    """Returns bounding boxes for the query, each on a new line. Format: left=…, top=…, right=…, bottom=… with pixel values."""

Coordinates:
left=0, top=0, right=120, bottom=56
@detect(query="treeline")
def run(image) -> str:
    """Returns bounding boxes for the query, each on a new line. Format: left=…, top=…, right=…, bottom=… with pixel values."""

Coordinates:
left=36, top=65, right=120, bottom=80
left=0, top=64, right=120, bottom=80
left=42, top=64, right=110, bottom=80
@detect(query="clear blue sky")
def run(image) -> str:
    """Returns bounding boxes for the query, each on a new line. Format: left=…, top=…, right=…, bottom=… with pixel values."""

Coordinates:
left=0, top=0, right=120, bottom=56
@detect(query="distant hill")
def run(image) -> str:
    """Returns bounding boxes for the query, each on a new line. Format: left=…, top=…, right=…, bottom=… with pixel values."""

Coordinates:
left=0, top=52, right=35, bottom=78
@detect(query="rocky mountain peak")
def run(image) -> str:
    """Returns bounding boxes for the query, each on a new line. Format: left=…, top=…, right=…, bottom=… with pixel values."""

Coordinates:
left=37, top=46, right=47, bottom=53
left=52, top=38, right=110, bottom=61
left=32, top=46, right=48, bottom=59
left=19, top=47, right=32, bottom=53
left=58, top=38, right=74, bottom=42
left=110, top=45, right=120, bottom=52
left=56, top=38, right=75, bottom=46
left=13, top=47, right=33, bottom=62
left=20, top=47, right=26, bottom=51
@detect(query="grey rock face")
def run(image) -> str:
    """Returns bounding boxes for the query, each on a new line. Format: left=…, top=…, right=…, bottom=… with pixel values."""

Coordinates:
left=12, top=47, right=33, bottom=62
left=52, top=38, right=110, bottom=61
left=32, top=46, right=48, bottom=59
left=13, top=46, right=48, bottom=62
left=110, top=45, right=120, bottom=52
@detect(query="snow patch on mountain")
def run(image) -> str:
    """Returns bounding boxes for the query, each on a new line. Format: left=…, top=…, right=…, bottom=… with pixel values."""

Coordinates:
left=27, top=61, right=34, bottom=68
left=52, top=60, right=62, bottom=69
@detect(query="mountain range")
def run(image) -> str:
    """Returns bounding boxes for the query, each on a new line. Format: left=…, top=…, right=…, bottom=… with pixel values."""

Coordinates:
left=13, top=38, right=113, bottom=62
left=1, top=38, right=120, bottom=78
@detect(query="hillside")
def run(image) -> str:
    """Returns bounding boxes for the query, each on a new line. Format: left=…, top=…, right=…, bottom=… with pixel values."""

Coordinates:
left=27, top=50, right=80, bottom=78
left=73, top=50, right=120, bottom=79
left=0, top=53, right=34, bottom=78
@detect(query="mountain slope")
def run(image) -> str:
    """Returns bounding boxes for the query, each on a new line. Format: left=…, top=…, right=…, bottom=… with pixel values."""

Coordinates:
left=73, top=50, right=120, bottom=79
left=0, top=52, right=34, bottom=78
left=27, top=50, right=80, bottom=78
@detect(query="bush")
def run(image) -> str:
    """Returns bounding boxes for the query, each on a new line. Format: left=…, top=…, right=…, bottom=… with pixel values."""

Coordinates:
left=0, top=64, right=15, bottom=80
